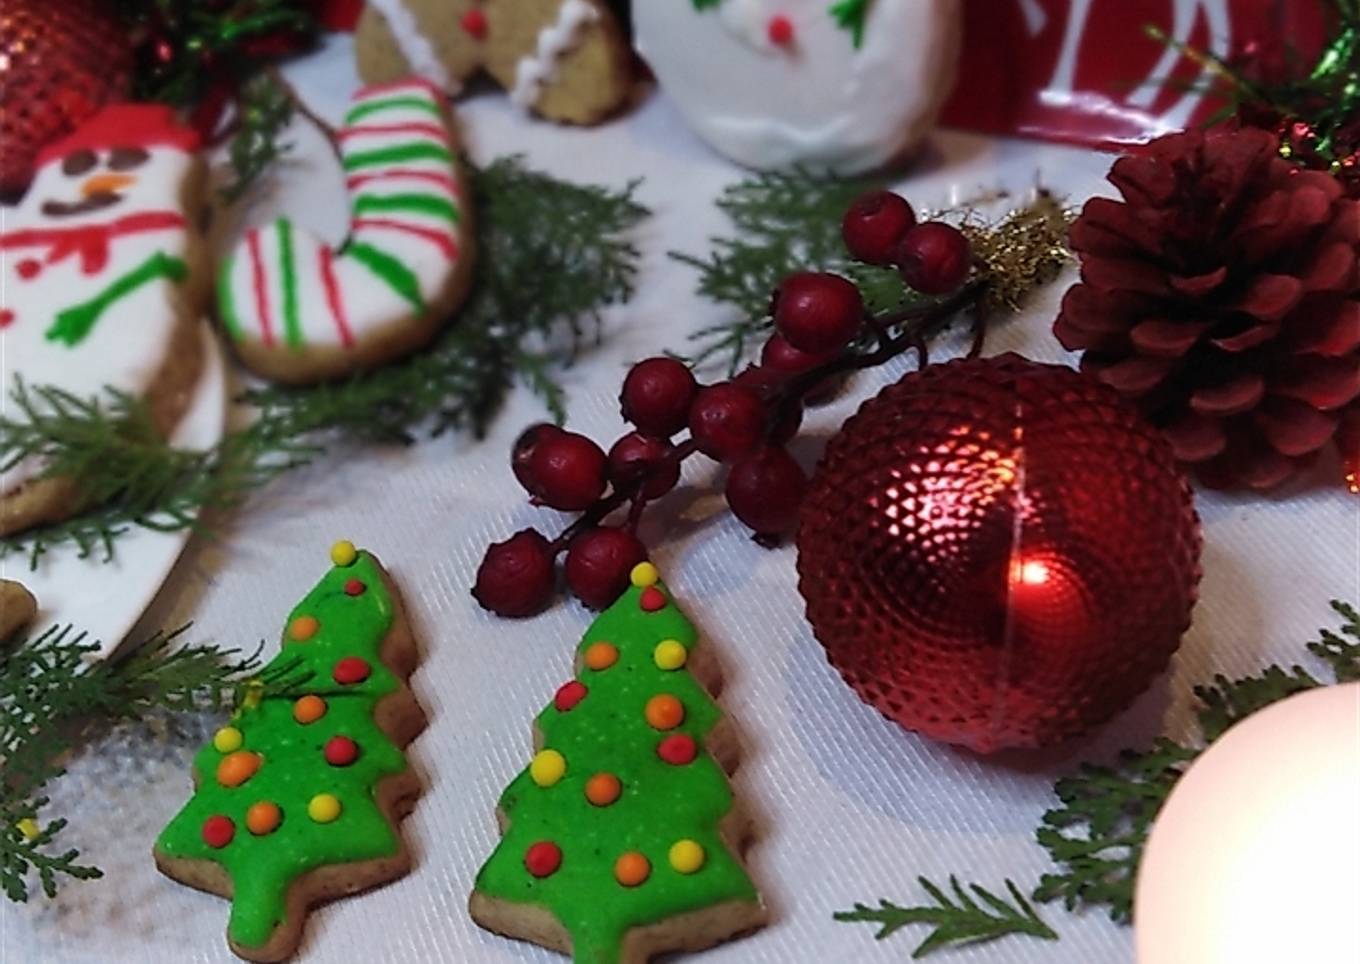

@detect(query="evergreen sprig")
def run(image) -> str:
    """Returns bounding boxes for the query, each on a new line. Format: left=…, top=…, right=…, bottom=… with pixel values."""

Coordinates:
left=220, top=73, right=297, bottom=203
left=1, top=157, right=647, bottom=564
left=835, top=877, right=1059, bottom=958
left=1034, top=601, right=1360, bottom=922
left=1, top=625, right=262, bottom=901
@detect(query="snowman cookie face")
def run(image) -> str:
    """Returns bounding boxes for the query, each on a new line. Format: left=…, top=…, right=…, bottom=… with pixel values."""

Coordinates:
left=27, top=143, right=167, bottom=224
left=635, top=0, right=963, bottom=174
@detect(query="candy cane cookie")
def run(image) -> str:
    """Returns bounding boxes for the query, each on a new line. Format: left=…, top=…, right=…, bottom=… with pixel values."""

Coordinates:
left=217, top=80, right=474, bottom=384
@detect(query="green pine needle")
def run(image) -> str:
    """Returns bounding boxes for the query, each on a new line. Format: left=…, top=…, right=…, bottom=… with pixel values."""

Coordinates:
left=220, top=74, right=296, bottom=203
left=835, top=877, right=1059, bottom=958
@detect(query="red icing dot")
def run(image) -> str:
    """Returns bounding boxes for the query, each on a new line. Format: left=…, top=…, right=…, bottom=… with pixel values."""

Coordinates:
left=201, top=815, right=235, bottom=848
left=16, top=259, right=40, bottom=279
left=657, top=733, right=697, bottom=765
left=768, top=14, right=795, bottom=46
left=324, top=735, right=359, bottom=767
left=333, top=656, right=371, bottom=685
left=344, top=578, right=367, bottom=596
left=554, top=681, right=588, bottom=712
left=524, top=840, right=562, bottom=878
left=0, top=310, right=13, bottom=329
left=460, top=8, right=488, bottom=38
left=640, top=587, right=667, bottom=612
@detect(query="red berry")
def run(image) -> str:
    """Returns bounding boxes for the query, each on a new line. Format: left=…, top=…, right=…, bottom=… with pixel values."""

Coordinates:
left=760, top=333, right=840, bottom=375
left=620, top=357, right=698, bottom=438
left=528, top=431, right=608, bottom=510
left=511, top=423, right=565, bottom=497
left=565, top=527, right=648, bottom=610
left=896, top=222, right=972, bottom=295
left=689, top=383, right=766, bottom=461
left=842, top=190, right=916, bottom=265
left=725, top=445, right=808, bottom=539
left=607, top=432, right=680, bottom=499
left=772, top=272, right=865, bottom=354
left=473, top=529, right=556, bottom=618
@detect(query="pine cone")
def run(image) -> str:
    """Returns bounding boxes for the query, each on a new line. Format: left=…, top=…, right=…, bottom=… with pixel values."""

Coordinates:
left=1055, top=128, right=1360, bottom=489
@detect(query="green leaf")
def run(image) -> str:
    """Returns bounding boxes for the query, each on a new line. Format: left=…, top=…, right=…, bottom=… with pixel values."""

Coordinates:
left=828, top=0, right=871, bottom=48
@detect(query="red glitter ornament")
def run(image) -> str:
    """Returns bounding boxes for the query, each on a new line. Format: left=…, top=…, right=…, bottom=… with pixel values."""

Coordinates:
left=797, top=354, right=1202, bottom=753
left=0, top=0, right=133, bottom=195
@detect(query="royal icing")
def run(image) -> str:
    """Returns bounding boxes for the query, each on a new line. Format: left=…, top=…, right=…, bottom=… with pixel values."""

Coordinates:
left=636, top=0, right=964, bottom=174
left=0, top=105, right=202, bottom=496
left=509, top=0, right=601, bottom=109
left=473, top=563, right=762, bottom=964
left=217, top=80, right=470, bottom=361
left=156, top=547, right=418, bottom=953
left=364, top=0, right=456, bottom=93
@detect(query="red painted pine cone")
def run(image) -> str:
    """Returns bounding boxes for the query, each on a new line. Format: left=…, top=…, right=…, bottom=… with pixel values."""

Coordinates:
left=1055, top=128, right=1360, bottom=490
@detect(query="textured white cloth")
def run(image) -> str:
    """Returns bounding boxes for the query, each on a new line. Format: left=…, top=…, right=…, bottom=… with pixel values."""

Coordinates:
left=3, top=35, right=1357, bottom=964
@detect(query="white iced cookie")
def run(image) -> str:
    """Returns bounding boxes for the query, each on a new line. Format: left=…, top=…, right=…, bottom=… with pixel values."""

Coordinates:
left=217, top=80, right=475, bottom=385
left=635, top=0, right=963, bottom=174
left=0, top=104, right=207, bottom=536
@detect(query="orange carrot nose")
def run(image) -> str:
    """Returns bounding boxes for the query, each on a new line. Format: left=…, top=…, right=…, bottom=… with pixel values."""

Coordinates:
left=81, top=172, right=135, bottom=197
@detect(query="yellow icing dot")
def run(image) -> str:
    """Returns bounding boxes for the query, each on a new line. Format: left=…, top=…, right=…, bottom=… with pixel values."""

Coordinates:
left=288, top=615, right=319, bottom=642
left=630, top=562, right=659, bottom=588
left=293, top=694, right=327, bottom=724
left=330, top=540, right=358, bottom=567
left=212, top=726, right=244, bottom=754
left=653, top=640, right=687, bottom=671
left=308, top=794, right=342, bottom=823
left=668, top=839, right=706, bottom=875
left=530, top=749, right=566, bottom=788
left=15, top=818, right=40, bottom=842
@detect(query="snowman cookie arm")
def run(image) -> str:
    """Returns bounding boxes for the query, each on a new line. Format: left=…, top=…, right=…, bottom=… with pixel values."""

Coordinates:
left=217, top=80, right=475, bottom=385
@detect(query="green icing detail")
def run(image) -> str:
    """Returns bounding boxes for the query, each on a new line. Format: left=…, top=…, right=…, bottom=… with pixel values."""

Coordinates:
left=353, top=193, right=460, bottom=224
left=277, top=219, right=303, bottom=350
left=156, top=552, right=411, bottom=950
left=46, top=252, right=188, bottom=347
left=343, top=143, right=453, bottom=172
left=474, top=578, right=760, bottom=964
left=344, top=95, right=442, bottom=125
left=344, top=241, right=424, bottom=311
left=217, top=254, right=244, bottom=341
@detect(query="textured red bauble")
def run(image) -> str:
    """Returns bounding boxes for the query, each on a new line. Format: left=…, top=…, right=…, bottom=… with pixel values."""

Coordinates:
left=772, top=272, right=865, bottom=354
left=726, top=445, right=808, bottom=539
left=895, top=223, right=972, bottom=295
left=607, top=432, right=681, bottom=499
left=511, top=423, right=565, bottom=497
left=842, top=190, right=917, bottom=265
left=797, top=354, right=1202, bottom=752
left=527, top=431, right=608, bottom=510
left=0, top=0, right=132, bottom=195
left=565, top=527, right=648, bottom=610
left=621, top=357, right=699, bottom=438
left=473, top=529, right=557, bottom=618
left=689, top=383, right=766, bottom=461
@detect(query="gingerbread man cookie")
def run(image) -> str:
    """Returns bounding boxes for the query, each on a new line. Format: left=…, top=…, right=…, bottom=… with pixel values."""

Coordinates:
left=217, top=79, right=475, bottom=384
left=355, top=0, right=632, bottom=124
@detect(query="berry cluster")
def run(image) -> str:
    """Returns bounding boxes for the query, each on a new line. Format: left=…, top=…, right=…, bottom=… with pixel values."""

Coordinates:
left=474, top=191, right=975, bottom=618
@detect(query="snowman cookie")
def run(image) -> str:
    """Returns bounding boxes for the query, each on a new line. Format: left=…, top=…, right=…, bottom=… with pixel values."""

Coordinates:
left=635, top=0, right=963, bottom=174
left=355, top=0, right=632, bottom=124
left=218, top=80, right=475, bottom=384
left=0, top=105, right=208, bottom=536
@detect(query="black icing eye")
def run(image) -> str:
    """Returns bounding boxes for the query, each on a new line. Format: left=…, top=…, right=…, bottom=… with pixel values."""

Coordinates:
left=109, top=147, right=150, bottom=171
left=61, top=149, right=97, bottom=177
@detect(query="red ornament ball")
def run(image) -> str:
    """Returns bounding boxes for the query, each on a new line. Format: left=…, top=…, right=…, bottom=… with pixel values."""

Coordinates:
left=324, top=735, right=359, bottom=767
left=842, top=190, right=916, bottom=265
left=0, top=0, right=132, bottom=195
left=657, top=733, right=697, bottom=765
left=772, top=272, right=865, bottom=354
left=621, top=357, right=699, bottom=438
left=332, top=657, right=371, bottom=686
left=689, top=383, right=766, bottom=461
left=526, top=430, right=608, bottom=511
left=797, top=354, right=1202, bottom=752
left=565, top=526, right=648, bottom=610
left=201, top=815, right=235, bottom=849
left=895, top=222, right=972, bottom=295
left=524, top=840, right=563, bottom=878
left=607, top=432, right=680, bottom=499
left=554, top=680, right=588, bottom=712
left=726, top=444, right=808, bottom=539
left=473, top=528, right=556, bottom=618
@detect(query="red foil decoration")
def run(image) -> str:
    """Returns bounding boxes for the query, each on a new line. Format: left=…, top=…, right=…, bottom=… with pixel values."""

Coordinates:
left=797, top=355, right=1203, bottom=753
left=0, top=0, right=132, bottom=196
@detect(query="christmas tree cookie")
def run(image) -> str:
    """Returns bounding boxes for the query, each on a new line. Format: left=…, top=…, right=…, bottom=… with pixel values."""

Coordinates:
left=155, top=543, right=426, bottom=962
left=217, top=79, right=475, bottom=384
left=471, top=562, right=766, bottom=963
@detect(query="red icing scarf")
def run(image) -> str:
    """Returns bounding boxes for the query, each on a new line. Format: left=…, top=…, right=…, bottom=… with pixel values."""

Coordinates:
left=0, top=211, right=186, bottom=276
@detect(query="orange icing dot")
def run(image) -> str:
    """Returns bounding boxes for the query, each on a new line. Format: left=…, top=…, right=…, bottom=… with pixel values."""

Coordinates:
left=644, top=694, right=685, bottom=730
left=246, top=801, right=282, bottom=835
left=293, top=695, right=327, bottom=724
left=288, top=615, right=319, bottom=642
left=583, top=642, right=619, bottom=671
left=216, top=751, right=262, bottom=788
left=585, top=773, right=622, bottom=807
left=614, top=851, right=651, bottom=887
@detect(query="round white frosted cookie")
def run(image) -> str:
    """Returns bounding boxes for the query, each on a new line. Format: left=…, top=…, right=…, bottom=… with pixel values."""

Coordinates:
left=217, top=79, right=475, bottom=385
left=635, top=0, right=963, bottom=174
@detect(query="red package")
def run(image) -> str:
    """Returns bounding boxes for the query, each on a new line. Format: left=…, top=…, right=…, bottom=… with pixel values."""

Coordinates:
left=940, top=0, right=1332, bottom=150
